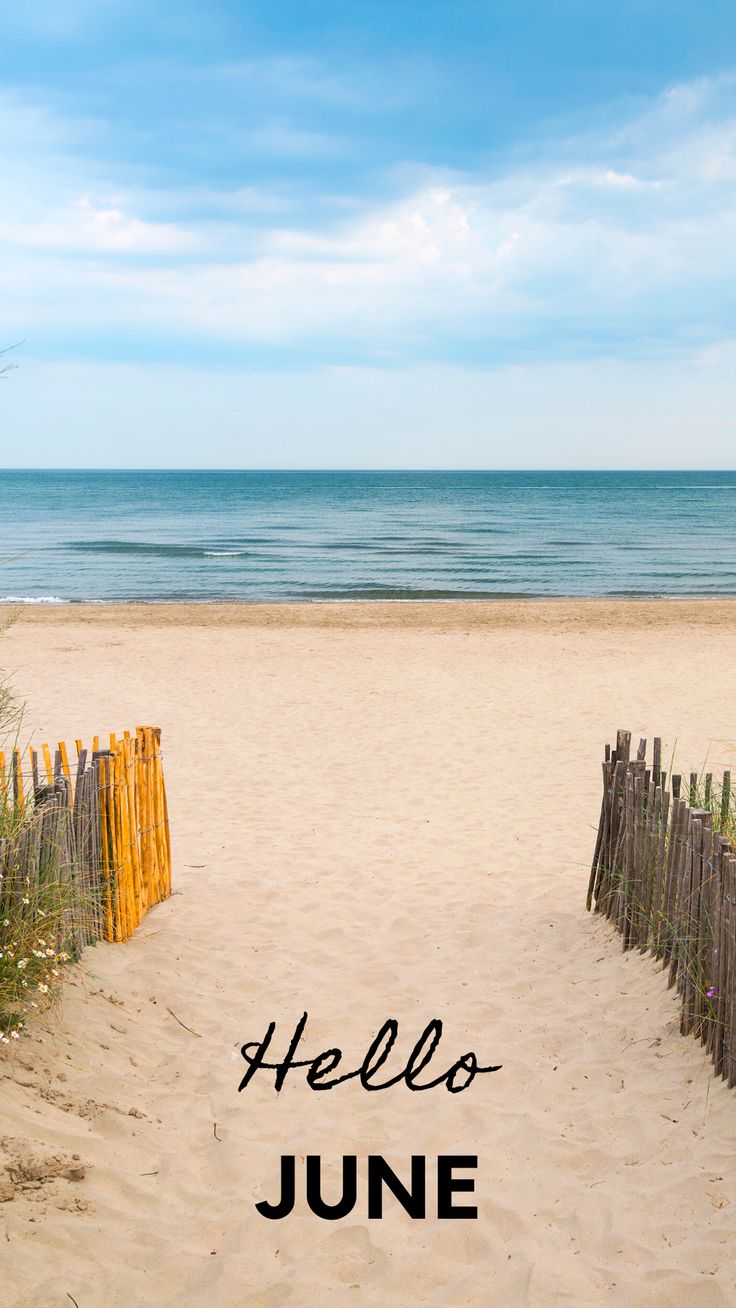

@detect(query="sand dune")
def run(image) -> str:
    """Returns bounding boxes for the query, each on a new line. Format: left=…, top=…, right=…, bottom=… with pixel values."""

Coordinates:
left=2, top=602, right=736, bottom=1307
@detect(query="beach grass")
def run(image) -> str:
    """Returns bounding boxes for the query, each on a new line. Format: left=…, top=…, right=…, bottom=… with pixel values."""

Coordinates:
left=0, top=683, right=77, bottom=1041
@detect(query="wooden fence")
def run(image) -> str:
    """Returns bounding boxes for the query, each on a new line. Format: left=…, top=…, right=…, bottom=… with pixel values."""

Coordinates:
left=0, top=726, right=171, bottom=957
left=587, top=729, right=736, bottom=1087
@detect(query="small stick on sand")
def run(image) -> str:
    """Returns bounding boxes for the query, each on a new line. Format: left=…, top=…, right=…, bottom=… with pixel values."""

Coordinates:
left=166, top=1008, right=202, bottom=1038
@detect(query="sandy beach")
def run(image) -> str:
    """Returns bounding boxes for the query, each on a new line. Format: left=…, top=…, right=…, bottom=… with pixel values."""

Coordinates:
left=2, top=600, right=736, bottom=1307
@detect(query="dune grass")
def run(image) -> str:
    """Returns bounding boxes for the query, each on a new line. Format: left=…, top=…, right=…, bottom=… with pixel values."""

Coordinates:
left=687, top=769, right=736, bottom=845
left=0, top=681, right=76, bottom=1042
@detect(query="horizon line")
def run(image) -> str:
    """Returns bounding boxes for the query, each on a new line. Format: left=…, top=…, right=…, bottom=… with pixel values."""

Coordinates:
left=2, top=467, right=736, bottom=475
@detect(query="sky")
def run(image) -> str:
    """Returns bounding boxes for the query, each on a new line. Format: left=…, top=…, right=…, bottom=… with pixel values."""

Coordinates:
left=1, top=0, right=735, bottom=467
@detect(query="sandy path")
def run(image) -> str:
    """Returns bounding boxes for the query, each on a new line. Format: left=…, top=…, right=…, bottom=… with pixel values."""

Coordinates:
left=2, top=603, right=736, bottom=1307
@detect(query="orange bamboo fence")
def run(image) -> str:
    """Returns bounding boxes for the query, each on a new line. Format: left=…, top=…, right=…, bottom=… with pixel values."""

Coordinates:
left=0, top=726, right=171, bottom=951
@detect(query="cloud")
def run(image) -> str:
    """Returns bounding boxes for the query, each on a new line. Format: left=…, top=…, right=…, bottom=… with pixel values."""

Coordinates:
left=193, top=55, right=381, bottom=110
left=0, top=195, right=197, bottom=254
left=0, top=70, right=735, bottom=365
left=245, top=119, right=347, bottom=159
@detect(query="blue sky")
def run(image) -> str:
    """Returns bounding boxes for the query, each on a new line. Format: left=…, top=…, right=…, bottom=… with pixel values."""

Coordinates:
left=1, top=1, right=735, bottom=465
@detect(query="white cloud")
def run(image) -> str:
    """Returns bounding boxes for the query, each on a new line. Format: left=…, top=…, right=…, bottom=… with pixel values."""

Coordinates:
left=0, top=195, right=197, bottom=254
left=0, top=71, right=735, bottom=361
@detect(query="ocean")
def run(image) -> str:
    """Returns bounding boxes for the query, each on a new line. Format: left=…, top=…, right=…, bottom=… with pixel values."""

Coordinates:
left=1, top=469, right=735, bottom=602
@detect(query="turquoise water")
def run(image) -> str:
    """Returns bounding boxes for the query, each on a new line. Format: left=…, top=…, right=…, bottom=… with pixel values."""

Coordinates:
left=1, top=470, right=736, bottom=602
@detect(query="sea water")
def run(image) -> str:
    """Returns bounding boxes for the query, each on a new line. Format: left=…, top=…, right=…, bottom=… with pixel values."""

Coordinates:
left=1, top=469, right=735, bottom=602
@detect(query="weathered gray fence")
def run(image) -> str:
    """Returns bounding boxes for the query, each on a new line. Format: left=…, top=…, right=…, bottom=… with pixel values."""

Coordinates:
left=587, top=729, right=736, bottom=1087
left=0, top=769, right=102, bottom=961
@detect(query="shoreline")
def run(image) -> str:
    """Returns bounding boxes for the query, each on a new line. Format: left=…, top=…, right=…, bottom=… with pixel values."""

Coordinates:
left=5, top=596, right=736, bottom=629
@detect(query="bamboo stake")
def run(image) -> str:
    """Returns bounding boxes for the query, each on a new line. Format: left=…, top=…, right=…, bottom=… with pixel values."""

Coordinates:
left=98, top=755, right=115, bottom=942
